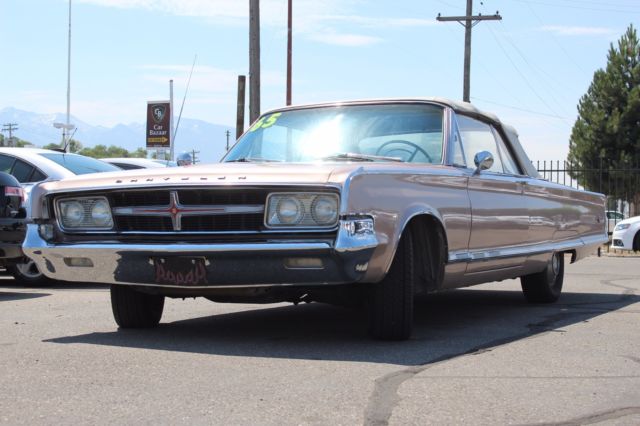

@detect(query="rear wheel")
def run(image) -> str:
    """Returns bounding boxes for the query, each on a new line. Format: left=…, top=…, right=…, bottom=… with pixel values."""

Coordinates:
left=8, top=259, right=51, bottom=287
left=521, top=252, right=564, bottom=303
left=367, top=230, right=416, bottom=340
left=110, top=285, right=165, bottom=328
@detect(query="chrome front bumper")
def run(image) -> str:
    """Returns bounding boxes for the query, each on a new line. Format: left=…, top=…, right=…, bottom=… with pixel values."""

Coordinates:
left=22, top=221, right=378, bottom=289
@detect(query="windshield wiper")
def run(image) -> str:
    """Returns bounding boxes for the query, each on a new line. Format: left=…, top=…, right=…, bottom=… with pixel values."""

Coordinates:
left=225, top=157, right=280, bottom=163
left=322, top=153, right=403, bottom=162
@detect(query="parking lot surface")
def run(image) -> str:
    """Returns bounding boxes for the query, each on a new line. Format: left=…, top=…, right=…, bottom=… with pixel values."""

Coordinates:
left=1, top=255, right=639, bottom=425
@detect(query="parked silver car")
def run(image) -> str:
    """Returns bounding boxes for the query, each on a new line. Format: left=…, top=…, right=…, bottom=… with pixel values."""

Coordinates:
left=0, top=147, right=119, bottom=285
left=23, top=99, right=607, bottom=338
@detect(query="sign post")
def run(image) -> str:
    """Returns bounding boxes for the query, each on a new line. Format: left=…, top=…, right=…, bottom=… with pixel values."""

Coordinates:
left=146, top=101, right=171, bottom=159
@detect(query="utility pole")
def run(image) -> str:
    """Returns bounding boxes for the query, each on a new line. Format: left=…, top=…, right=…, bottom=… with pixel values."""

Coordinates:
left=2, top=123, right=18, bottom=147
left=437, top=1, right=501, bottom=102
left=249, top=0, right=261, bottom=123
left=236, top=75, right=246, bottom=140
left=225, top=130, right=231, bottom=151
left=191, top=149, right=200, bottom=164
left=286, top=0, right=292, bottom=105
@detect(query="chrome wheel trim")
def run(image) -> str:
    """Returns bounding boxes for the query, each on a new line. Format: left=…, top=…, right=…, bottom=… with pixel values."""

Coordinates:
left=15, top=260, right=42, bottom=279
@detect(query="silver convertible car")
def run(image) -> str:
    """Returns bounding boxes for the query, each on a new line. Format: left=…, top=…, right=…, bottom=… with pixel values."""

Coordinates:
left=23, top=99, right=607, bottom=340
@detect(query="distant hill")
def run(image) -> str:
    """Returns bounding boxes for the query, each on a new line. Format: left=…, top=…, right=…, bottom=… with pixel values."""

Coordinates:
left=0, top=107, right=233, bottom=163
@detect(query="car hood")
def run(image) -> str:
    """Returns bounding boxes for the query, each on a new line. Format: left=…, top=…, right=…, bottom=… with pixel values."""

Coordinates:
left=34, top=162, right=365, bottom=193
left=34, top=162, right=456, bottom=194
left=616, top=215, right=640, bottom=227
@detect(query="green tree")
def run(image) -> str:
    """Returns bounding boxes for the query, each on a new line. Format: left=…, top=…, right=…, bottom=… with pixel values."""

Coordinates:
left=42, top=139, right=83, bottom=153
left=568, top=24, right=640, bottom=208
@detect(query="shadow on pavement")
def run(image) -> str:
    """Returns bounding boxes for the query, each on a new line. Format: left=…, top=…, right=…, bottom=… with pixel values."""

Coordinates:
left=0, top=291, right=50, bottom=302
left=44, top=288, right=639, bottom=366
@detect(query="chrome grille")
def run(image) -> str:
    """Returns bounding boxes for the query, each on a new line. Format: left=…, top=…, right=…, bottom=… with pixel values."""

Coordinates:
left=108, top=189, right=269, bottom=233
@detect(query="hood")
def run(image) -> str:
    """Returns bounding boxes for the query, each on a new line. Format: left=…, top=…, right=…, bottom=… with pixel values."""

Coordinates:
left=617, top=215, right=640, bottom=226
left=35, top=162, right=369, bottom=194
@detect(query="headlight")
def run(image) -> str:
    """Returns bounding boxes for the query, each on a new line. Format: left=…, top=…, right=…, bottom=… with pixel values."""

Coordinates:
left=276, top=197, right=304, bottom=225
left=311, top=195, right=339, bottom=225
left=266, top=193, right=339, bottom=228
left=56, top=197, right=113, bottom=230
left=614, top=223, right=631, bottom=231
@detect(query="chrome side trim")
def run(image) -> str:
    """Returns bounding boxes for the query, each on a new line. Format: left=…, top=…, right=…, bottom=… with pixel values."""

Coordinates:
left=448, top=233, right=608, bottom=264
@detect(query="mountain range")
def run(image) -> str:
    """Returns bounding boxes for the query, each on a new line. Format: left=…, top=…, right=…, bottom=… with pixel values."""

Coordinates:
left=0, top=107, right=233, bottom=163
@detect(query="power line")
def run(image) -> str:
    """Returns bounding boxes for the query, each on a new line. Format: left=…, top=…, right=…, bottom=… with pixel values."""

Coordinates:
left=523, top=1, right=587, bottom=75
left=495, top=22, right=571, bottom=117
left=470, top=97, right=567, bottom=119
left=513, top=0, right=640, bottom=14
left=485, top=24, right=565, bottom=120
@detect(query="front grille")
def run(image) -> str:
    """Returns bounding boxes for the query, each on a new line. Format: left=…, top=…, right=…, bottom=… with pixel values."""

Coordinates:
left=115, top=216, right=173, bottom=232
left=181, top=214, right=264, bottom=232
left=107, top=188, right=270, bottom=233
left=53, top=187, right=340, bottom=236
left=111, top=191, right=170, bottom=207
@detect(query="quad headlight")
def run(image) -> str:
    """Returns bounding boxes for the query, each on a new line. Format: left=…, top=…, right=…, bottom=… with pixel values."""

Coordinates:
left=56, top=197, right=114, bottom=230
left=266, top=193, right=339, bottom=228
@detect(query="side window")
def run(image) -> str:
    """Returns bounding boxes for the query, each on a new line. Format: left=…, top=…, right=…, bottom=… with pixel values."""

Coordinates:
left=450, top=131, right=466, bottom=166
left=30, top=168, right=47, bottom=182
left=11, top=159, right=36, bottom=183
left=0, top=154, right=14, bottom=173
left=456, top=115, right=504, bottom=173
left=492, top=128, right=521, bottom=175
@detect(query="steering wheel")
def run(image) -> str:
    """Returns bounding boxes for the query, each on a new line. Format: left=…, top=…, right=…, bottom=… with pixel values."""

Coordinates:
left=375, top=140, right=433, bottom=163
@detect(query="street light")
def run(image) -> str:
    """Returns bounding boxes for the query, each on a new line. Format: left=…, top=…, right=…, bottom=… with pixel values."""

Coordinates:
left=53, top=122, right=75, bottom=151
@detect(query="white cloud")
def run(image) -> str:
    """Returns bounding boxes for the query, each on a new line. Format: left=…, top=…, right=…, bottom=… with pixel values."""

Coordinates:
left=540, top=26, right=617, bottom=37
left=76, top=0, right=410, bottom=47
left=309, top=33, right=382, bottom=47
left=318, top=15, right=437, bottom=28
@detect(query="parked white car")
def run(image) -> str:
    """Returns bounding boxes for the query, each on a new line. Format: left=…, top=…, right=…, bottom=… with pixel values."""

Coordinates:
left=610, top=215, right=640, bottom=251
left=0, top=147, right=119, bottom=285
left=605, top=210, right=626, bottom=234
left=102, top=157, right=177, bottom=170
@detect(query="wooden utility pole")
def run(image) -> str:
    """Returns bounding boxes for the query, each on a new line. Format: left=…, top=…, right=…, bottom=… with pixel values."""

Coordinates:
left=249, top=0, right=261, bottom=123
left=236, top=75, right=246, bottom=140
left=1, top=123, right=18, bottom=147
left=286, top=0, right=292, bottom=105
left=437, top=1, right=501, bottom=102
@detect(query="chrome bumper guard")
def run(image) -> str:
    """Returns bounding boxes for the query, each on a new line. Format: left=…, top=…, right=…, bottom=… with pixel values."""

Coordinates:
left=22, top=219, right=378, bottom=289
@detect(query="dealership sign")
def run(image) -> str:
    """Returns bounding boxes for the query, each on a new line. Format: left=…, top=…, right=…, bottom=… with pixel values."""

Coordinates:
left=146, top=101, right=171, bottom=148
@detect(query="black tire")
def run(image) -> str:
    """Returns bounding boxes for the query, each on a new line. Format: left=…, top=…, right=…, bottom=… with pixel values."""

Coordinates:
left=521, top=252, right=564, bottom=303
left=8, top=259, right=52, bottom=287
left=367, top=230, right=416, bottom=340
left=110, top=285, right=165, bottom=328
left=633, top=231, right=640, bottom=251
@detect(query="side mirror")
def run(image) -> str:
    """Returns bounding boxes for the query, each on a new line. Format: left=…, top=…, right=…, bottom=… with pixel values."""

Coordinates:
left=473, top=151, right=494, bottom=175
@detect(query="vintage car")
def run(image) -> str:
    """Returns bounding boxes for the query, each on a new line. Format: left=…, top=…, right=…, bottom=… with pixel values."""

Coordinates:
left=22, top=99, right=607, bottom=340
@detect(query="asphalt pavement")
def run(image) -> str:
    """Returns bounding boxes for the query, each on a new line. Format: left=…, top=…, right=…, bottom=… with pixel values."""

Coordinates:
left=0, top=255, right=639, bottom=425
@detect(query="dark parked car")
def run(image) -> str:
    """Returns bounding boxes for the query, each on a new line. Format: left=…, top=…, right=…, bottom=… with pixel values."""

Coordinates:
left=0, top=172, right=27, bottom=273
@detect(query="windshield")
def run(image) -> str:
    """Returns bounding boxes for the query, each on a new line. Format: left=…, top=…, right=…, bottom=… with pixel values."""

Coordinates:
left=224, top=104, right=445, bottom=164
left=39, top=153, right=120, bottom=175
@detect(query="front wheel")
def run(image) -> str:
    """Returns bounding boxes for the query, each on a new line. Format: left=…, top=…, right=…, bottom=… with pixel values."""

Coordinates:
left=367, top=231, right=416, bottom=340
left=8, top=259, right=51, bottom=287
left=110, top=285, right=165, bottom=328
left=521, top=252, right=564, bottom=303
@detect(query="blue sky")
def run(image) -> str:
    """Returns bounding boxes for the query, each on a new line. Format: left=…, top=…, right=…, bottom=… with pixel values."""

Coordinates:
left=1, top=0, right=638, bottom=160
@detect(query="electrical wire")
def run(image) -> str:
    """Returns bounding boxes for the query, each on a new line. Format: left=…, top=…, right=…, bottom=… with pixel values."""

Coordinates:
left=485, top=24, right=566, bottom=122
left=513, top=0, right=639, bottom=14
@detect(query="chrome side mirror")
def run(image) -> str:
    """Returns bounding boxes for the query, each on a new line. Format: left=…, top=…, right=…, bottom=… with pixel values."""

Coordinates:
left=473, top=151, right=494, bottom=175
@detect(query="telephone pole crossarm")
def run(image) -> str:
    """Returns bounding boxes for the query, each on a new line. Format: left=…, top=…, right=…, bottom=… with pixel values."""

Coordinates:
left=436, top=2, right=503, bottom=103
left=436, top=13, right=502, bottom=24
